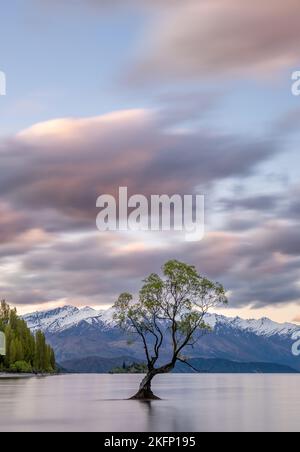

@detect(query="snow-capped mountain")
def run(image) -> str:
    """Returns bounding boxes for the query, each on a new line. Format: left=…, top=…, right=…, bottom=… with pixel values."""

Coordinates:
left=203, top=314, right=299, bottom=338
left=23, top=305, right=116, bottom=334
left=24, top=305, right=299, bottom=338
left=23, top=305, right=300, bottom=372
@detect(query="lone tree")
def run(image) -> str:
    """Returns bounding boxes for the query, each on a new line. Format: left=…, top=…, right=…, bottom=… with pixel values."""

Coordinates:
left=113, top=260, right=227, bottom=400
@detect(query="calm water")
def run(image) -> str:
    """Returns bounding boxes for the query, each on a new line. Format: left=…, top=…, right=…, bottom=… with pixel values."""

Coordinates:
left=0, top=374, right=299, bottom=432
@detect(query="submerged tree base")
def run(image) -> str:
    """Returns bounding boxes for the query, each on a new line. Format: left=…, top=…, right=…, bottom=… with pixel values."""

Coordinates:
left=129, top=388, right=161, bottom=400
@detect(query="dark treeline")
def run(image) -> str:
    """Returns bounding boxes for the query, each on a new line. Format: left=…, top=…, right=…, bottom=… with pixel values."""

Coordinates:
left=0, top=300, right=56, bottom=373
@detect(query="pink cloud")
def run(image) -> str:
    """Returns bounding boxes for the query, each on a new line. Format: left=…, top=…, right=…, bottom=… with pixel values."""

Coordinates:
left=132, top=0, right=300, bottom=80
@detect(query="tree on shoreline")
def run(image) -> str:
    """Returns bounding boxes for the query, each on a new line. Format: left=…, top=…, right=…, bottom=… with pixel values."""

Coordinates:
left=113, top=260, right=228, bottom=400
left=0, top=300, right=56, bottom=373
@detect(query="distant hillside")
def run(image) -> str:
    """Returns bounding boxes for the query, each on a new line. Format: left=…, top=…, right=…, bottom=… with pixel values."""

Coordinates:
left=59, top=356, right=139, bottom=373
left=175, top=358, right=298, bottom=374
left=59, top=355, right=298, bottom=374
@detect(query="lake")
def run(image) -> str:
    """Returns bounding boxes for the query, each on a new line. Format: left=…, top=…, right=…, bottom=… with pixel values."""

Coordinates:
left=0, top=374, right=299, bottom=432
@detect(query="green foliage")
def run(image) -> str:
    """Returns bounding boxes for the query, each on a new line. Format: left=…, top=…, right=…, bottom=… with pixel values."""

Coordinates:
left=10, top=361, right=33, bottom=373
left=0, top=300, right=56, bottom=374
left=110, top=362, right=148, bottom=374
left=113, top=260, right=228, bottom=375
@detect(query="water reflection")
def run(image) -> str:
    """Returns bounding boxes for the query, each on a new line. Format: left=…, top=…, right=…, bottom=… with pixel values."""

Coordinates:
left=0, top=374, right=299, bottom=432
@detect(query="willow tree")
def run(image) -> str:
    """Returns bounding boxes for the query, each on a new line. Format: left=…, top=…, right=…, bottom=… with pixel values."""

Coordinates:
left=113, top=260, right=227, bottom=400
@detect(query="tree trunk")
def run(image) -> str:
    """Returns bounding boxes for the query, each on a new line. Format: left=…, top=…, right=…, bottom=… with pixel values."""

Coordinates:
left=130, top=362, right=176, bottom=400
left=130, top=371, right=160, bottom=400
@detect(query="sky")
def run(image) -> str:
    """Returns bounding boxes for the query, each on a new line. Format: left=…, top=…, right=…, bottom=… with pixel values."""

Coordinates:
left=0, top=0, right=300, bottom=321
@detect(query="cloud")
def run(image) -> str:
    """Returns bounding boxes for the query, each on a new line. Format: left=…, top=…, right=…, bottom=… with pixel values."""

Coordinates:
left=187, top=225, right=300, bottom=308
left=0, top=107, right=277, bottom=240
left=219, top=194, right=281, bottom=212
left=0, top=106, right=297, bottom=311
left=131, top=0, right=300, bottom=81
left=39, top=0, right=300, bottom=81
left=5, top=219, right=300, bottom=309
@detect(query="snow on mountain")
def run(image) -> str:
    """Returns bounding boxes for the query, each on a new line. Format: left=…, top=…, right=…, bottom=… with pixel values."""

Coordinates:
left=23, top=305, right=106, bottom=333
left=99, top=307, right=117, bottom=326
left=204, top=314, right=299, bottom=338
left=23, top=305, right=300, bottom=338
left=23, top=305, right=300, bottom=371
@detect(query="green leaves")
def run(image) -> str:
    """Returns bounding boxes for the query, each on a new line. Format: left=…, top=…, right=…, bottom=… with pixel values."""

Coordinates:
left=0, top=300, right=56, bottom=373
left=113, top=260, right=228, bottom=375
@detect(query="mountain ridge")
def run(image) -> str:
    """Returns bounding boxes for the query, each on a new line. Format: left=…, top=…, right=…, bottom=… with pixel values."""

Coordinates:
left=23, top=304, right=299, bottom=337
left=23, top=305, right=300, bottom=373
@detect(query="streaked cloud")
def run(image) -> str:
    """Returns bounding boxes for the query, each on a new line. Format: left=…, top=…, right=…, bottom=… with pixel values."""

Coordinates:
left=0, top=106, right=277, bottom=240
left=1, top=1, right=300, bottom=321
left=0, top=101, right=289, bottom=310
left=40, top=0, right=300, bottom=80
left=131, top=0, right=300, bottom=81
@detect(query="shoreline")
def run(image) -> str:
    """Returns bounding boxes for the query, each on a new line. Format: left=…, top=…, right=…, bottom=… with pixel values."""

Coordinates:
left=0, top=373, right=56, bottom=379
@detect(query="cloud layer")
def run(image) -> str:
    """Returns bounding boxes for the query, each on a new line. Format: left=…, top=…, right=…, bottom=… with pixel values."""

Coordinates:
left=0, top=102, right=299, bottom=310
left=130, top=0, right=300, bottom=81
left=1, top=1, right=300, bottom=316
left=140, top=0, right=300, bottom=78
left=0, top=107, right=276, bottom=241
left=41, top=0, right=300, bottom=80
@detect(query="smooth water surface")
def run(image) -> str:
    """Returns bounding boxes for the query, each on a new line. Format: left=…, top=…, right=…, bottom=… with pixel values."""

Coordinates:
left=0, top=374, right=299, bottom=432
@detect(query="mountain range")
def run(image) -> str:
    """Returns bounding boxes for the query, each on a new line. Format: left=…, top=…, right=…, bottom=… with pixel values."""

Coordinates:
left=23, top=305, right=300, bottom=373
